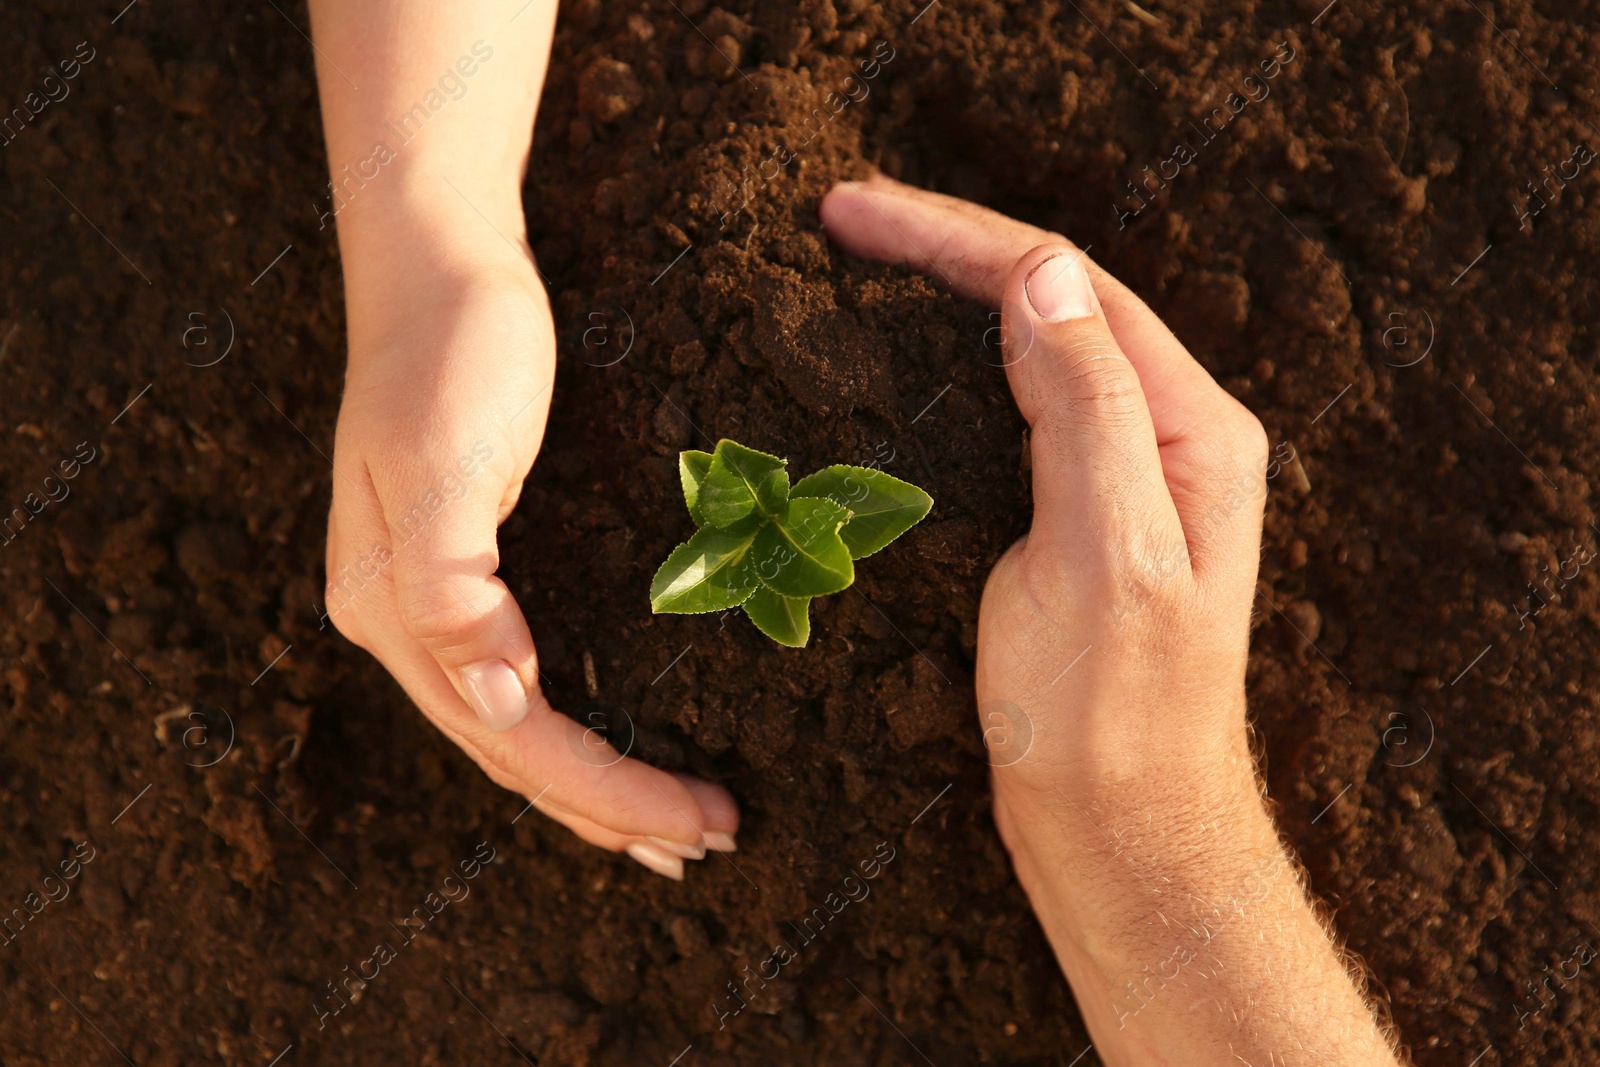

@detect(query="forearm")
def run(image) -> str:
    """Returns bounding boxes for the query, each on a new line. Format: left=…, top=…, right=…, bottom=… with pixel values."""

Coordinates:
left=820, top=175, right=1405, bottom=1065
left=998, top=752, right=1400, bottom=1067
left=306, top=0, right=556, bottom=313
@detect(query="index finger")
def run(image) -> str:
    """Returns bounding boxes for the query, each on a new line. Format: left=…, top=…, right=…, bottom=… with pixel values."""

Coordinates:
left=820, top=176, right=1268, bottom=584
left=368, top=593, right=731, bottom=851
left=329, top=474, right=732, bottom=856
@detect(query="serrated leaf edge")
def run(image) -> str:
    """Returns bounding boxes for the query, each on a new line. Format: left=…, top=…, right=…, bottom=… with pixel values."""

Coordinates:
left=679, top=450, right=714, bottom=526
left=708, top=439, right=790, bottom=521
left=790, top=464, right=933, bottom=559
left=744, top=587, right=810, bottom=647
left=648, top=526, right=762, bottom=614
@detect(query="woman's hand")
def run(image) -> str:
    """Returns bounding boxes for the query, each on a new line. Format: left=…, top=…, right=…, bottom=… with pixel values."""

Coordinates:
left=822, top=177, right=1400, bottom=1066
left=308, top=0, right=736, bottom=878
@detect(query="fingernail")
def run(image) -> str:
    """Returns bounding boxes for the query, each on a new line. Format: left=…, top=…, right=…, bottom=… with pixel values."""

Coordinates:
left=626, top=841, right=685, bottom=881
left=1025, top=252, right=1097, bottom=322
left=703, top=831, right=738, bottom=853
left=647, top=835, right=706, bottom=860
left=459, top=660, right=529, bottom=732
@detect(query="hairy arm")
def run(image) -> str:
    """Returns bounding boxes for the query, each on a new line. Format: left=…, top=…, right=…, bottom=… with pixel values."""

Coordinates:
left=999, top=754, right=1399, bottom=1065
left=822, top=176, right=1402, bottom=1066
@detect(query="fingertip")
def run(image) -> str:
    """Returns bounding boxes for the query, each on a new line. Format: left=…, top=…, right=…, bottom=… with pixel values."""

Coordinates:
left=818, top=175, right=918, bottom=248
left=1006, top=242, right=1079, bottom=301
left=670, top=773, right=740, bottom=836
left=703, top=831, right=737, bottom=853
left=818, top=180, right=878, bottom=250
left=459, top=658, right=530, bottom=732
left=821, top=173, right=884, bottom=201
left=1020, top=246, right=1101, bottom=324
left=646, top=835, right=707, bottom=860
left=995, top=243, right=1111, bottom=373
left=625, top=841, right=685, bottom=881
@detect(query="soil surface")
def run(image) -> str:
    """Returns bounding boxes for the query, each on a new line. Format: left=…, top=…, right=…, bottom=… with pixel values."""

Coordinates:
left=4, top=0, right=1600, bottom=1064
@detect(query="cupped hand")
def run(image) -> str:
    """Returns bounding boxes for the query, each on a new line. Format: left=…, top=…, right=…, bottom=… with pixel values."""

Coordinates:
left=821, top=177, right=1268, bottom=811
left=821, top=174, right=1275, bottom=1032
left=821, top=180, right=1404, bottom=1066
left=324, top=219, right=737, bottom=880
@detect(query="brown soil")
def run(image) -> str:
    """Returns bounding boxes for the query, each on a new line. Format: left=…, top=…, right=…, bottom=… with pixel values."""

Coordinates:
left=3, top=0, right=1599, bottom=1063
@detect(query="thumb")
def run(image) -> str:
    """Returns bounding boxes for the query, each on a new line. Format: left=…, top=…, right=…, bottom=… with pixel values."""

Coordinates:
left=387, top=475, right=538, bottom=732
left=1001, top=244, right=1183, bottom=559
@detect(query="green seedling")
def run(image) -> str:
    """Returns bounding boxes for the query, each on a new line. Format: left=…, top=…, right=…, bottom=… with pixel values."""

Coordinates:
left=649, top=439, right=933, bottom=647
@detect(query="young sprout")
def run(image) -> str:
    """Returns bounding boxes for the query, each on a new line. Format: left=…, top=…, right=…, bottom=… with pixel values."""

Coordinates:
left=649, top=439, right=933, bottom=647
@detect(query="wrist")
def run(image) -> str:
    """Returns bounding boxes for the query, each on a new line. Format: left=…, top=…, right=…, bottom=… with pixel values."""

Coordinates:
left=322, top=155, right=530, bottom=292
left=993, top=739, right=1276, bottom=970
left=986, top=673, right=1257, bottom=819
left=324, top=168, right=540, bottom=350
left=995, top=752, right=1398, bottom=1066
left=996, top=775, right=1286, bottom=1061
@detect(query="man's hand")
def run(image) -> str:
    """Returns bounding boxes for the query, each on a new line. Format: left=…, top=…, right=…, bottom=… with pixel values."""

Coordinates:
left=822, top=177, right=1401, bottom=1065
left=308, top=0, right=736, bottom=878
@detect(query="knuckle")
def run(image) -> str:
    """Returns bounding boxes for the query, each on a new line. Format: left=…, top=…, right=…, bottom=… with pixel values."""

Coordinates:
left=395, top=580, right=478, bottom=647
left=1050, top=344, right=1145, bottom=426
left=323, top=563, right=367, bottom=649
left=1215, top=406, right=1270, bottom=514
left=328, top=604, right=369, bottom=649
left=1012, top=529, right=1177, bottom=628
left=1106, top=538, right=1192, bottom=629
left=1009, top=538, right=1077, bottom=609
left=1231, top=406, right=1270, bottom=466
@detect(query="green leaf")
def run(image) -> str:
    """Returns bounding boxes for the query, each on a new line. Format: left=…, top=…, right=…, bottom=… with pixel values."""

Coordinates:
left=699, top=440, right=789, bottom=527
left=751, top=497, right=854, bottom=598
left=649, top=518, right=762, bottom=613
left=679, top=450, right=714, bottom=526
left=652, top=441, right=935, bottom=646
left=744, top=587, right=811, bottom=647
left=790, top=465, right=933, bottom=559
